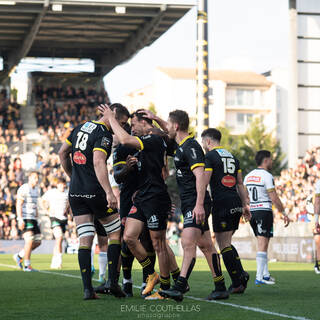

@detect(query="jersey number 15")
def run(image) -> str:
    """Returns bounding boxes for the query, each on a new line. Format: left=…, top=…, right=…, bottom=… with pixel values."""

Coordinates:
left=221, top=158, right=235, bottom=174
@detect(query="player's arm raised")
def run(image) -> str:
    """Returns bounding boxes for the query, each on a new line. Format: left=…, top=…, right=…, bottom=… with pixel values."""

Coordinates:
left=58, top=142, right=72, bottom=178
left=93, top=150, right=117, bottom=209
left=98, top=104, right=141, bottom=150
left=137, top=109, right=169, bottom=134
left=236, top=171, right=251, bottom=222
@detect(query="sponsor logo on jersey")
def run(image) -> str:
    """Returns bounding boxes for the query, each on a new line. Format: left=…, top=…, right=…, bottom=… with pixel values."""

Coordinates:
left=230, top=207, right=242, bottom=214
left=216, top=149, right=232, bottom=157
left=69, top=194, right=96, bottom=199
left=129, top=206, right=137, bottom=214
left=247, top=176, right=261, bottom=183
left=73, top=151, right=86, bottom=165
left=221, top=175, right=236, bottom=187
left=81, top=122, right=97, bottom=134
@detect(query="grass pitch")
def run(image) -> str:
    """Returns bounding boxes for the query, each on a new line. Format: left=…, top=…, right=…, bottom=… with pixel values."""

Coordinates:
left=0, top=254, right=318, bottom=320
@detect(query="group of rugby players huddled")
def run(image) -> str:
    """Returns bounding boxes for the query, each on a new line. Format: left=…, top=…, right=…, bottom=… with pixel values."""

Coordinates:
left=58, top=103, right=287, bottom=301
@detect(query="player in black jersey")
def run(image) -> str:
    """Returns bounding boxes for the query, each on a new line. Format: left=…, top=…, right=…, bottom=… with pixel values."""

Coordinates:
left=98, top=104, right=177, bottom=300
left=201, top=128, right=251, bottom=294
left=58, top=103, right=129, bottom=300
left=136, top=110, right=228, bottom=302
left=113, top=143, right=156, bottom=297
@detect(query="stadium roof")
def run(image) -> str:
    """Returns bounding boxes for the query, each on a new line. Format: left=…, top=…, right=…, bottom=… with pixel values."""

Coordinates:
left=0, top=0, right=195, bottom=83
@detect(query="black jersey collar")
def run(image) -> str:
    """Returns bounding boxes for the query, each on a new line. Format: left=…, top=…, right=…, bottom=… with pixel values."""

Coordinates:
left=92, top=120, right=110, bottom=131
left=210, top=146, right=223, bottom=151
left=178, top=134, right=194, bottom=146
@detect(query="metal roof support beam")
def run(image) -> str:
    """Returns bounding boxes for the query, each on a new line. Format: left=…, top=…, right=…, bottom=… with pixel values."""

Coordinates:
left=99, top=6, right=166, bottom=75
left=1, top=0, right=49, bottom=84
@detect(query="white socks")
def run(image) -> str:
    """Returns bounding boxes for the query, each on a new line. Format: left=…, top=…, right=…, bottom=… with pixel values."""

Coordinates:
left=98, top=252, right=108, bottom=278
left=256, top=251, right=268, bottom=281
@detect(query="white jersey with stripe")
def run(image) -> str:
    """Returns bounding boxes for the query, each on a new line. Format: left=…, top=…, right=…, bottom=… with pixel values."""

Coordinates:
left=42, top=188, right=68, bottom=220
left=244, top=168, right=274, bottom=212
left=17, top=183, right=40, bottom=219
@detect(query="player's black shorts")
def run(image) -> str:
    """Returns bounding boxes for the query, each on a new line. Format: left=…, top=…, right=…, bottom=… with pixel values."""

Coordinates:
left=127, top=194, right=170, bottom=231
left=212, top=196, right=243, bottom=232
left=69, top=193, right=117, bottom=219
left=182, top=202, right=211, bottom=233
left=119, top=191, right=134, bottom=233
left=50, top=218, right=67, bottom=233
left=23, top=219, right=41, bottom=235
left=250, top=210, right=273, bottom=238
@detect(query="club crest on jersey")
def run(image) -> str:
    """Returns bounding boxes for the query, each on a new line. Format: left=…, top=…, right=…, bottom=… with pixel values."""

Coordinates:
left=129, top=206, right=137, bottom=214
left=73, top=151, right=87, bottom=165
left=81, top=122, right=97, bottom=134
left=221, top=175, right=236, bottom=187
left=101, top=137, right=111, bottom=148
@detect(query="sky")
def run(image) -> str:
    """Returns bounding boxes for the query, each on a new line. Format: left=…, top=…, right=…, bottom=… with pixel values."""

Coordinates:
left=9, top=0, right=290, bottom=103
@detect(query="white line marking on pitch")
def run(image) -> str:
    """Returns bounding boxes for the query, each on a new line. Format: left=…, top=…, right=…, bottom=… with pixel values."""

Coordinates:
left=0, top=263, right=312, bottom=320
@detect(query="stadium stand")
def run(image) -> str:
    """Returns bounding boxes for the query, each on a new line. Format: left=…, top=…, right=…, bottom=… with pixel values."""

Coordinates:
left=274, top=147, right=320, bottom=223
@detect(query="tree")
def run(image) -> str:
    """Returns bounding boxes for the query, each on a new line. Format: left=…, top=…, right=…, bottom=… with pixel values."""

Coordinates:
left=218, top=118, right=286, bottom=176
left=238, top=117, right=286, bottom=176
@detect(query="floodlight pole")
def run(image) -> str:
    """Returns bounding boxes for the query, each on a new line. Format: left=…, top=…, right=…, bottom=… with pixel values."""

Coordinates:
left=196, top=0, right=209, bottom=138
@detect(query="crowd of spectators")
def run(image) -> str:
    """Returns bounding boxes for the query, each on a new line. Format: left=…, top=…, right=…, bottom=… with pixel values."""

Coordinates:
left=0, top=89, right=26, bottom=147
left=0, top=152, right=77, bottom=241
left=274, top=146, right=320, bottom=223
left=34, top=84, right=110, bottom=144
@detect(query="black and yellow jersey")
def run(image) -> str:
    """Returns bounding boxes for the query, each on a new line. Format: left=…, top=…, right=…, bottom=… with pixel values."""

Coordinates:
left=66, top=120, right=112, bottom=195
left=205, top=146, right=241, bottom=202
left=134, top=134, right=169, bottom=202
left=171, top=135, right=211, bottom=211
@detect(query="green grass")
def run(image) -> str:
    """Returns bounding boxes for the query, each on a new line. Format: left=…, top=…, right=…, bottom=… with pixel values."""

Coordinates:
left=0, top=254, right=318, bottom=320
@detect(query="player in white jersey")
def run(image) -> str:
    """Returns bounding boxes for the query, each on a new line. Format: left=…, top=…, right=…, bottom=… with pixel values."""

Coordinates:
left=42, top=177, right=69, bottom=269
left=313, top=180, right=320, bottom=274
left=13, top=171, right=41, bottom=272
left=244, top=150, right=290, bottom=285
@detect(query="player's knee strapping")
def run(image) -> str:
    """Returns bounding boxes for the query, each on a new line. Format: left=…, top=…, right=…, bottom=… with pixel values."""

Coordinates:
left=103, top=218, right=121, bottom=235
left=76, top=222, right=95, bottom=239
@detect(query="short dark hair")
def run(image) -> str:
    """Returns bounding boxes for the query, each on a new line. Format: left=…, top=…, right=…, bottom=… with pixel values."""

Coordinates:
left=56, top=177, right=66, bottom=185
left=201, top=128, right=221, bottom=142
left=131, top=109, right=153, bottom=125
left=255, top=150, right=271, bottom=166
left=168, top=110, right=189, bottom=132
left=110, top=103, right=130, bottom=120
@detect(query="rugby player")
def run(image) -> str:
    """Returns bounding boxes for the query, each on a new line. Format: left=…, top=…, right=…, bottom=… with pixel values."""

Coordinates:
left=58, top=103, right=129, bottom=300
left=41, top=177, right=69, bottom=269
left=14, top=171, right=42, bottom=272
left=313, top=179, right=320, bottom=274
left=148, top=111, right=229, bottom=302
left=201, top=128, right=251, bottom=293
left=98, top=104, right=174, bottom=300
left=244, top=150, right=290, bottom=285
